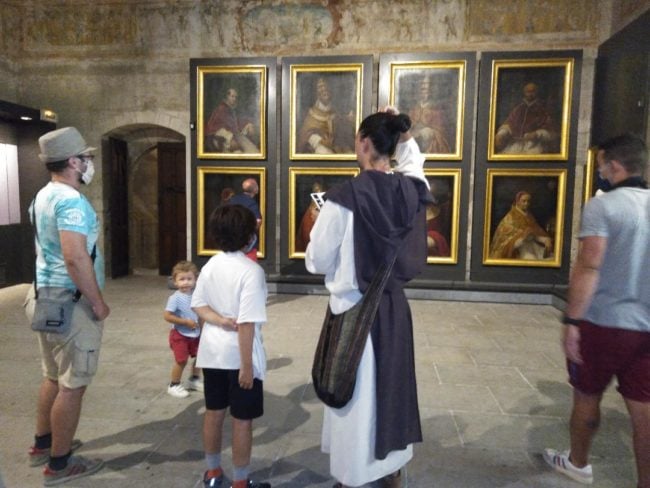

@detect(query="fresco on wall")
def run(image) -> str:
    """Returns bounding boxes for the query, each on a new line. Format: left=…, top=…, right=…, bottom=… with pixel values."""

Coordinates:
left=23, top=4, right=137, bottom=47
left=467, top=0, right=596, bottom=40
left=16, top=0, right=610, bottom=57
left=242, top=5, right=334, bottom=49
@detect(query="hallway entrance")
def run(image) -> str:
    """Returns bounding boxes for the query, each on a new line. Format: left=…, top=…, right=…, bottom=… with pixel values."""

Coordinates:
left=102, top=124, right=186, bottom=278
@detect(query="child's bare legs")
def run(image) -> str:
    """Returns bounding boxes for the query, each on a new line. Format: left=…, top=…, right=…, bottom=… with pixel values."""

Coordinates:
left=191, top=360, right=201, bottom=379
left=186, top=359, right=203, bottom=391
left=204, top=408, right=226, bottom=458
left=170, top=360, right=187, bottom=384
left=232, top=418, right=252, bottom=466
left=232, top=418, right=253, bottom=486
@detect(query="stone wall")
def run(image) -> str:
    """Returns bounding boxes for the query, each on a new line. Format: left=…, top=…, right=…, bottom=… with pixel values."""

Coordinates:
left=1, top=0, right=648, bottom=278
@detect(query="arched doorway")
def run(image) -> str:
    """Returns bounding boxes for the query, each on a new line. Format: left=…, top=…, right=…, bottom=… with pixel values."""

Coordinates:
left=102, top=124, right=186, bottom=278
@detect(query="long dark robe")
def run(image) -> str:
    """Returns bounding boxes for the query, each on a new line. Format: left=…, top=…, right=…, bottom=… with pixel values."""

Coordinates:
left=326, top=170, right=429, bottom=459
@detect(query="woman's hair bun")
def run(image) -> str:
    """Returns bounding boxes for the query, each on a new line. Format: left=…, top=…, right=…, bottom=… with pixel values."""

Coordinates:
left=391, top=113, right=412, bottom=133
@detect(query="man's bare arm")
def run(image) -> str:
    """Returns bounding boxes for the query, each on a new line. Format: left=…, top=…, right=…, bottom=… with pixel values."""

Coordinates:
left=60, top=230, right=110, bottom=320
left=565, top=236, right=607, bottom=319
left=563, top=236, right=606, bottom=364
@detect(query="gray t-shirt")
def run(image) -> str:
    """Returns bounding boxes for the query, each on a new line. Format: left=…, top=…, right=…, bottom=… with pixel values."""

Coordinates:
left=580, top=187, right=650, bottom=332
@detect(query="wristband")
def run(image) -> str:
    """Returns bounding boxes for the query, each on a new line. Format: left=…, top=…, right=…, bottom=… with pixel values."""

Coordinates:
left=562, top=315, right=581, bottom=326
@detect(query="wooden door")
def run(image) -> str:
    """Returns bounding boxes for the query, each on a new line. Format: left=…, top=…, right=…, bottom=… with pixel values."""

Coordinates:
left=158, top=142, right=186, bottom=276
left=109, top=137, right=129, bottom=278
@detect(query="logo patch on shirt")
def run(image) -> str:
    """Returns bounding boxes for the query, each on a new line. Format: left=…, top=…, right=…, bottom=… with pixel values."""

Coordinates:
left=61, top=208, right=85, bottom=227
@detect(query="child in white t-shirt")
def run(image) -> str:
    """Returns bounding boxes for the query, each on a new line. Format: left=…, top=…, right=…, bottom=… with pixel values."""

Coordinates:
left=191, top=204, right=270, bottom=488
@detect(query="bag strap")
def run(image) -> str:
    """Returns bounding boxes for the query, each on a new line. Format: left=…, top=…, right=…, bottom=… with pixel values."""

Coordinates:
left=357, top=221, right=418, bottom=314
left=30, top=196, right=40, bottom=300
left=363, top=246, right=398, bottom=305
left=30, top=193, right=96, bottom=302
left=366, top=234, right=404, bottom=296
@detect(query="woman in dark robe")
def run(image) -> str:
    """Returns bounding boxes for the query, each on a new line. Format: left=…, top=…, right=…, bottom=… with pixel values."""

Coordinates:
left=305, top=111, right=429, bottom=488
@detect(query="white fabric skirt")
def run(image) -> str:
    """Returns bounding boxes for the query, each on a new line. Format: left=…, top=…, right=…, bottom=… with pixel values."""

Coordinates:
left=321, top=336, right=412, bottom=487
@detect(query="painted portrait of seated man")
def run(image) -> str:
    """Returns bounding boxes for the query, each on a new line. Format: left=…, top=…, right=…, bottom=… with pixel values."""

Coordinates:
left=495, top=82, right=559, bottom=155
left=489, top=190, right=553, bottom=260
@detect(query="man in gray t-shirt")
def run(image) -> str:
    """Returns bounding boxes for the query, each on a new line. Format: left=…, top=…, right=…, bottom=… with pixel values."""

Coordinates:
left=543, top=134, right=649, bottom=486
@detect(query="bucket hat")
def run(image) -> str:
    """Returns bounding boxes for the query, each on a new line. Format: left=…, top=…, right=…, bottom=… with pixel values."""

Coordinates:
left=38, top=127, right=96, bottom=163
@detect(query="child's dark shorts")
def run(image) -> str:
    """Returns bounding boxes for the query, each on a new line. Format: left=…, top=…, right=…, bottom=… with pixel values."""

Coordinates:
left=567, top=320, right=650, bottom=402
left=203, top=368, right=264, bottom=419
left=168, top=329, right=200, bottom=363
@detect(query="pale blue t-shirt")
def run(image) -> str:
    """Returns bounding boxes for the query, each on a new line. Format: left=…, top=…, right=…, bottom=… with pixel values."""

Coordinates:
left=580, top=187, right=650, bottom=332
left=30, top=181, right=105, bottom=291
left=165, top=290, right=200, bottom=338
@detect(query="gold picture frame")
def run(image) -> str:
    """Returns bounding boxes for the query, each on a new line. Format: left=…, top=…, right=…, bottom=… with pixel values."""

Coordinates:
left=197, top=166, right=266, bottom=257
left=197, top=65, right=267, bottom=159
left=424, top=169, right=461, bottom=264
left=289, top=63, right=364, bottom=161
left=389, top=61, right=466, bottom=160
left=583, top=146, right=599, bottom=204
left=483, top=168, right=567, bottom=267
left=488, top=58, right=574, bottom=161
left=288, top=167, right=360, bottom=258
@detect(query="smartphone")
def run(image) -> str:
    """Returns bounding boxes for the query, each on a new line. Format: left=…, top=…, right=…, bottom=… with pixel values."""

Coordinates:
left=310, top=192, right=326, bottom=210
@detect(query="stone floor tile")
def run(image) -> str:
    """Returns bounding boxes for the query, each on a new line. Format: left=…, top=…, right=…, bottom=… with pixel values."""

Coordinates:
left=436, top=364, right=532, bottom=387
left=489, top=384, right=572, bottom=417
left=452, top=412, right=567, bottom=451
left=417, top=381, right=502, bottom=413
left=470, top=349, right=557, bottom=369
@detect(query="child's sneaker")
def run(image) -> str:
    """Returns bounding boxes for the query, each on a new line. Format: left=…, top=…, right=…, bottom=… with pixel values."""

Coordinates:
left=29, top=438, right=83, bottom=467
left=167, top=383, right=189, bottom=398
left=43, top=455, right=104, bottom=486
left=188, top=376, right=204, bottom=392
left=543, top=448, right=593, bottom=484
left=203, top=468, right=223, bottom=487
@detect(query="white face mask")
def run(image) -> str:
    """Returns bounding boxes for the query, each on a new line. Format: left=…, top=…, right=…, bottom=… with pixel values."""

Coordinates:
left=76, top=158, right=95, bottom=185
left=243, top=234, right=257, bottom=253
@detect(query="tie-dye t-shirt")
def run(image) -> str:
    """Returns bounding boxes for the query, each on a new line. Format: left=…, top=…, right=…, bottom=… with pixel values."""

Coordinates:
left=30, top=181, right=104, bottom=290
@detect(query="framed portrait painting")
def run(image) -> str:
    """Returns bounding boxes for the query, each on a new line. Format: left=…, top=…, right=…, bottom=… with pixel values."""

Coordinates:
left=197, top=166, right=266, bottom=257
left=288, top=167, right=359, bottom=258
left=388, top=61, right=466, bottom=160
left=488, top=58, right=574, bottom=161
left=424, top=169, right=461, bottom=264
left=483, top=168, right=567, bottom=267
left=197, top=65, right=267, bottom=159
left=583, top=146, right=600, bottom=204
left=289, top=63, right=364, bottom=161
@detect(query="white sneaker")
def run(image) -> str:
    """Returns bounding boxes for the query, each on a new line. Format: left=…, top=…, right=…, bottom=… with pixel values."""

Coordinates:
left=167, top=383, right=189, bottom=398
left=187, top=377, right=204, bottom=392
left=543, top=448, right=593, bottom=484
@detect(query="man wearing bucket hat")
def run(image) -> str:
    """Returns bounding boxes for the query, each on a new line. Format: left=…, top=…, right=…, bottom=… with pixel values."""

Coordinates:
left=25, top=127, right=110, bottom=486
